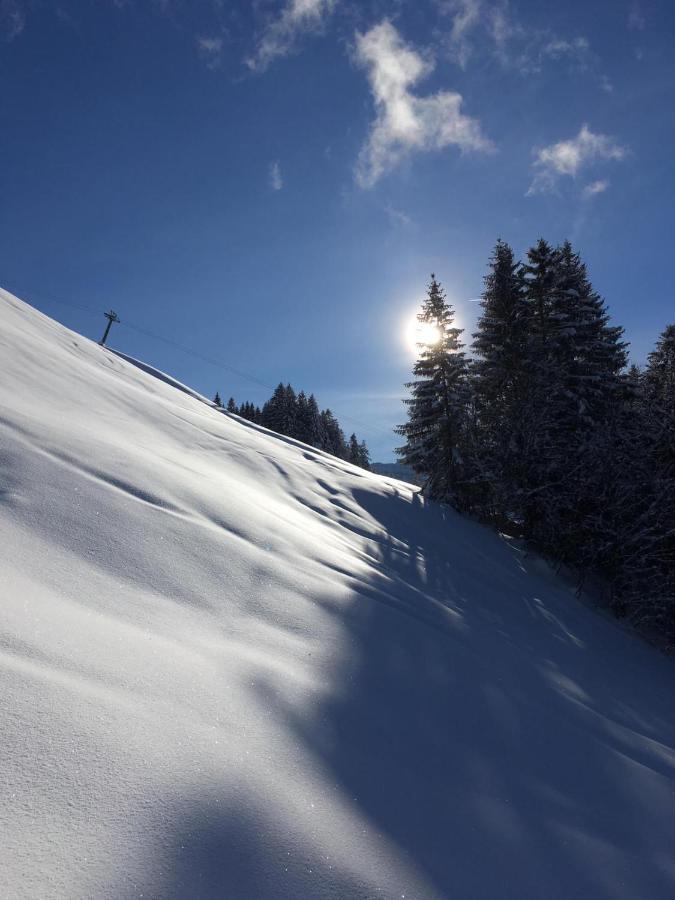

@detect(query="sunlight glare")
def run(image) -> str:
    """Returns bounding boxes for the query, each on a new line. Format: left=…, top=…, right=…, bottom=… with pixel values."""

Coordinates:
left=406, top=315, right=441, bottom=354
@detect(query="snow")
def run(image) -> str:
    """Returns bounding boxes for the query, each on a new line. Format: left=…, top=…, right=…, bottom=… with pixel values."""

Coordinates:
left=1, top=287, right=674, bottom=900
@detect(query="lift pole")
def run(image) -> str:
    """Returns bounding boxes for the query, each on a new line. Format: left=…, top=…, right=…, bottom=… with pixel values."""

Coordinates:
left=99, top=310, right=119, bottom=346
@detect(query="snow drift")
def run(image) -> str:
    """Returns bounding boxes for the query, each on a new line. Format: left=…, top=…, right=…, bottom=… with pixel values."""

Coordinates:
left=1, top=289, right=673, bottom=900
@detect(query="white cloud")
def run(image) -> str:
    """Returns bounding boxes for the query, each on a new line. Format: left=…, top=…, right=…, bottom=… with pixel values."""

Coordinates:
left=528, top=125, right=627, bottom=195
left=384, top=205, right=413, bottom=227
left=247, top=0, right=337, bottom=72
left=582, top=179, right=609, bottom=197
left=269, top=160, right=283, bottom=191
left=197, top=35, right=224, bottom=70
left=354, top=20, right=494, bottom=189
left=441, top=0, right=482, bottom=69
left=1, top=0, right=25, bottom=40
left=542, top=36, right=590, bottom=63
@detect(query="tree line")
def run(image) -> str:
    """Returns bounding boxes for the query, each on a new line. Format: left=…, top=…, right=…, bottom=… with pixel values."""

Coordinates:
left=214, top=383, right=371, bottom=470
left=397, top=239, right=674, bottom=643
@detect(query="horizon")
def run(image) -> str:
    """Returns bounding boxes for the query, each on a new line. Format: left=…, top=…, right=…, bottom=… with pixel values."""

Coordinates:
left=2, top=0, right=673, bottom=461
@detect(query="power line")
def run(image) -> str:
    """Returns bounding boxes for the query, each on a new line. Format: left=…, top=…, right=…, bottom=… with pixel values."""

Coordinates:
left=3, top=281, right=398, bottom=440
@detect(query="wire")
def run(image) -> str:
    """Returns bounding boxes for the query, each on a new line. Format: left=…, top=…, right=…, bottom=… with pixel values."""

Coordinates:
left=122, top=319, right=276, bottom=392
left=2, top=280, right=399, bottom=440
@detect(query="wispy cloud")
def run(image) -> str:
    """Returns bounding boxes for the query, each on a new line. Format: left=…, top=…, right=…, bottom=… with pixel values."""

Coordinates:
left=582, top=178, right=609, bottom=197
left=269, top=160, right=283, bottom=191
left=441, top=0, right=482, bottom=69
left=247, top=0, right=337, bottom=73
left=384, top=205, right=414, bottom=227
left=354, top=20, right=494, bottom=189
left=1, top=0, right=25, bottom=41
left=628, top=3, right=646, bottom=31
left=528, top=125, right=627, bottom=195
left=440, top=0, right=608, bottom=85
left=197, top=35, right=224, bottom=70
left=542, top=36, right=589, bottom=64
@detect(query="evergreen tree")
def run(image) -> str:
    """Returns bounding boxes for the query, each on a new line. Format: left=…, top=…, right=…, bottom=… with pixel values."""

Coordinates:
left=295, top=391, right=324, bottom=446
left=644, top=324, right=675, bottom=413
left=261, top=384, right=299, bottom=438
left=527, top=242, right=630, bottom=555
left=262, top=384, right=287, bottom=433
left=226, top=397, right=237, bottom=413
left=348, top=433, right=361, bottom=466
left=306, top=394, right=324, bottom=448
left=320, top=409, right=348, bottom=459
left=396, top=275, right=469, bottom=502
left=357, top=439, right=371, bottom=470
left=523, top=238, right=559, bottom=351
left=471, top=240, right=529, bottom=519
left=552, top=241, right=628, bottom=425
left=213, top=392, right=223, bottom=408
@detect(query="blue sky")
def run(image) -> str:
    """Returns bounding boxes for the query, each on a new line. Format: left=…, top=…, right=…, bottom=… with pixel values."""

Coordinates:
left=1, top=0, right=673, bottom=460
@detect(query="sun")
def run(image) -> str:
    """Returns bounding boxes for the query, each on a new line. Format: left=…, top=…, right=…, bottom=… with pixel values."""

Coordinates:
left=405, top=315, right=442, bottom=354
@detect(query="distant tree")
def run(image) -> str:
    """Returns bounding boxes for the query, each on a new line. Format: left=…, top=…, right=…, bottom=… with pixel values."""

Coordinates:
left=347, top=433, right=371, bottom=469
left=236, top=386, right=361, bottom=461
left=226, top=397, right=237, bottom=413
left=240, top=401, right=257, bottom=422
left=213, top=392, right=223, bottom=408
left=262, top=383, right=298, bottom=436
left=396, top=275, right=469, bottom=502
left=321, top=409, right=348, bottom=459
left=305, top=394, right=324, bottom=448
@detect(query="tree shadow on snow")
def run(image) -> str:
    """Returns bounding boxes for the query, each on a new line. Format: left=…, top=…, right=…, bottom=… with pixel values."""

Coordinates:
left=273, top=487, right=675, bottom=899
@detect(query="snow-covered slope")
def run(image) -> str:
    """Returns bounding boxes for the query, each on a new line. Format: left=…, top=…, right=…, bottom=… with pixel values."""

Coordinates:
left=1, top=289, right=673, bottom=900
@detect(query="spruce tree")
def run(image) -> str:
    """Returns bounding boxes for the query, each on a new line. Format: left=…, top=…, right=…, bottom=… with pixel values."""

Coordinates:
left=226, top=397, right=237, bottom=413
left=644, top=324, right=675, bottom=413
left=396, top=275, right=469, bottom=502
left=471, top=240, right=529, bottom=519
left=304, top=394, right=324, bottom=448
left=262, top=384, right=287, bottom=433
left=320, top=409, right=348, bottom=459
left=213, top=392, right=223, bottom=408
left=348, top=433, right=361, bottom=466
left=552, top=241, right=628, bottom=426
left=525, top=242, right=629, bottom=555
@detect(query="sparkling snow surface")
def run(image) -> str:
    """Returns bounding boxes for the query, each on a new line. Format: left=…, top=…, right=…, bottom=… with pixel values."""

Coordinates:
left=1, top=289, right=674, bottom=900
